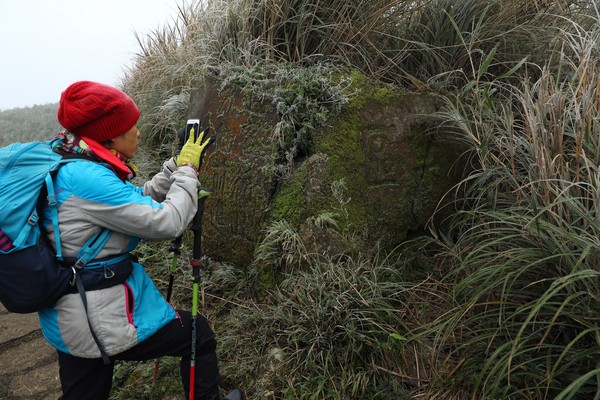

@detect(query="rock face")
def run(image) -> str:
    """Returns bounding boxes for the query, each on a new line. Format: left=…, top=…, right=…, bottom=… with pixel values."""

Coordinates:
left=187, top=74, right=462, bottom=270
left=188, top=80, right=278, bottom=267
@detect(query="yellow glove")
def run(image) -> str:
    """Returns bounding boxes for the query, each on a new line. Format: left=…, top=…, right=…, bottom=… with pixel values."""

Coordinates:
left=176, top=127, right=214, bottom=169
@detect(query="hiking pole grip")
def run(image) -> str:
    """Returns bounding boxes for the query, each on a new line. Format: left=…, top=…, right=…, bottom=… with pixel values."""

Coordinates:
left=187, top=118, right=214, bottom=400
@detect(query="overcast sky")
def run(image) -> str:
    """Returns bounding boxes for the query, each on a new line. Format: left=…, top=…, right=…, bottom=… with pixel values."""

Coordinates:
left=0, top=0, right=186, bottom=110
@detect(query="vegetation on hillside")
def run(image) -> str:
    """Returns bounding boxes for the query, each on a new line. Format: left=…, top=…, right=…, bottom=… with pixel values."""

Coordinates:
left=0, top=103, right=61, bottom=147
left=110, top=0, right=600, bottom=399
left=414, top=10, right=600, bottom=399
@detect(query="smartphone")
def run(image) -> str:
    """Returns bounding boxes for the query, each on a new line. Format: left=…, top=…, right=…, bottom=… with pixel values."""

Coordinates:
left=186, top=119, right=200, bottom=140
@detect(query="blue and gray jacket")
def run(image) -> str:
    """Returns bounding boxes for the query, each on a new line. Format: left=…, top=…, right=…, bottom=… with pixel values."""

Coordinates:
left=38, top=158, right=199, bottom=358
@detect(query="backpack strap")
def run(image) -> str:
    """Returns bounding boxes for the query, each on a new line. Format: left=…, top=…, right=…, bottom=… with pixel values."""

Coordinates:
left=12, top=170, right=64, bottom=250
left=73, top=228, right=113, bottom=270
left=44, top=173, right=63, bottom=260
left=45, top=170, right=113, bottom=365
left=12, top=210, right=39, bottom=249
left=72, top=270, right=112, bottom=365
left=70, top=229, right=114, bottom=366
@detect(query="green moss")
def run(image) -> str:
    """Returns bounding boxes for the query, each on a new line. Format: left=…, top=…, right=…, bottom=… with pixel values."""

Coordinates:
left=266, top=72, right=453, bottom=285
left=344, top=72, right=371, bottom=111
left=374, top=87, right=393, bottom=105
left=270, top=71, right=413, bottom=242
left=271, top=102, right=370, bottom=237
left=316, top=117, right=369, bottom=228
left=340, top=71, right=397, bottom=110
left=271, top=166, right=308, bottom=222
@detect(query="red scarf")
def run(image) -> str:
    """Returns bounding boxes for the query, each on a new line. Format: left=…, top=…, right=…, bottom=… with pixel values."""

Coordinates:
left=81, top=137, right=136, bottom=181
left=50, top=131, right=136, bottom=181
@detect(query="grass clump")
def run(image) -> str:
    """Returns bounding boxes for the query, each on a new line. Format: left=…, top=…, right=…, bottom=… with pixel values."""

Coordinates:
left=215, top=217, right=415, bottom=399
left=407, top=5, right=600, bottom=399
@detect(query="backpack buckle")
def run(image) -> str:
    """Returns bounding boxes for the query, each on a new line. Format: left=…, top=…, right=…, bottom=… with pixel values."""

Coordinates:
left=27, top=213, right=39, bottom=225
left=74, top=258, right=88, bottom=270
left=47, top=193, right=57, bottom=207
left=104, top=265, right=115, bottom=279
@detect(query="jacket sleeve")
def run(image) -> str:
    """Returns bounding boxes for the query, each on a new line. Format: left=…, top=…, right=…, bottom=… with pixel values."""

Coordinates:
left=67, top=162, right=199, bottom=240
left=141, top=157, right=178, bottom=201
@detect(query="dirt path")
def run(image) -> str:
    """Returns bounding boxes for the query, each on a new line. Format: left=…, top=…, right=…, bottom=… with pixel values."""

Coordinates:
left=0, top=304, right=61, bottom=400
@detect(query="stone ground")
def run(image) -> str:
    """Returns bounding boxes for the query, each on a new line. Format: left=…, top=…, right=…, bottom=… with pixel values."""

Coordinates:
left=0, top=303, right=61, bottom=400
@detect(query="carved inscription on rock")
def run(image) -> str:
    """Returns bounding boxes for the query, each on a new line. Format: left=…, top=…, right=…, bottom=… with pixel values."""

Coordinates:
left=188, top=79, right=277, bottom=266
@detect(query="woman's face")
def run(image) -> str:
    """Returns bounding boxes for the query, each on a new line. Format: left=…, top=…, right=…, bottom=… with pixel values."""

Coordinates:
left=110, top=126, right=140, bottom=159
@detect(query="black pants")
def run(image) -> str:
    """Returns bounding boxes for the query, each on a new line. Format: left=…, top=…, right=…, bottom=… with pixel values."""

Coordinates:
left=57, top=310, right=221, bottom=400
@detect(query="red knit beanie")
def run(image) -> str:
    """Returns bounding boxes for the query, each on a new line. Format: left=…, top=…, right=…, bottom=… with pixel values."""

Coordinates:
left=57, top=81, right=140, bottom=142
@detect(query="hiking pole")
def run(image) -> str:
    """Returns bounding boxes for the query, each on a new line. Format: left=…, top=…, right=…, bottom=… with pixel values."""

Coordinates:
left=189, top=187, right=213, bottom=400
left=153, top=122, right=198, bottom=386
left=152, top=234, right=184, bottom=385
left=184, top=119, right=216, bottom=400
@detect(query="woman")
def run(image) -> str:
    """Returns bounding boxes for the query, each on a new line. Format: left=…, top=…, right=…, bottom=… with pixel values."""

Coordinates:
left=38, top=81, right=226, bottom=400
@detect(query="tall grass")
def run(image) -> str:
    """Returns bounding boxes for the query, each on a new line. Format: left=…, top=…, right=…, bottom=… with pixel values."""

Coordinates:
left=412, top=4, right=600, bottom=399
left=215, top=216, right=415, bottom=399
left=121, top=0, right=578, bottom=169
left=396, top=0, right=580, bottom=88
left=196, top=0, right=413, bottom=78
left=121, top=2, right=203, bottom=149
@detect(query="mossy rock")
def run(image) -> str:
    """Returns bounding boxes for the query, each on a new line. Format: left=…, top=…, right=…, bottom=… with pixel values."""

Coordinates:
left=186, top=74, right=463, bottom=276
left=271, top=78, right=462, bottom=253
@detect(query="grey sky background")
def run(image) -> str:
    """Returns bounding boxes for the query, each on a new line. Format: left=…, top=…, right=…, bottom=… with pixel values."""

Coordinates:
left=0, top=0, right=184, bottom=110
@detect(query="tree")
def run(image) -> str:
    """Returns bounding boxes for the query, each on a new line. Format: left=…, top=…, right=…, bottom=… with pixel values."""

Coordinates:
left=0, top=103, right=62, bottom=147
